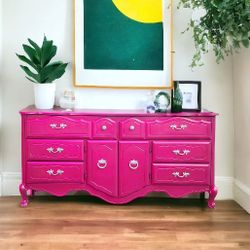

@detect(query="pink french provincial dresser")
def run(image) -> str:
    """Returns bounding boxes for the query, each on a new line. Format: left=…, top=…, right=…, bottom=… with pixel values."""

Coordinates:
left=19, top=106, right=218, bottom=208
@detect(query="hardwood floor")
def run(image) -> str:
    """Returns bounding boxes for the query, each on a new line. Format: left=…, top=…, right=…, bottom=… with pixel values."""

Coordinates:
left=0, top=196, right=249, bottom=250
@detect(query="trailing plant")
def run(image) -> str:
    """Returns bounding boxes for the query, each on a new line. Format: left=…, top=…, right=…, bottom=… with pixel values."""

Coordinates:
left=179, top=0, right=250, bottom=67
left=16, top=36, right=68, bottom=83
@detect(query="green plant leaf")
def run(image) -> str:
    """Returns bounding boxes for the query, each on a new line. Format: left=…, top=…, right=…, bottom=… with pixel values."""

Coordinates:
left=22, top=45, right=40, bottom=65
left=25, top=76, right=36, bottom=83
left=45, top=63, right=68, bottom=83
left=20, top=65, right=39, bottom=82
left=39, top=61, right=65, bottom=83
left=16, top=53, right=37, bottom=70
left=41, top=36, right=57, bottom=67
left=28, top=38, right=41, bottom=60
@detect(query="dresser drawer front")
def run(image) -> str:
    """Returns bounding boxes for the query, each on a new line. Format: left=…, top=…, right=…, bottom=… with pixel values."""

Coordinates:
left=27, top=140, right=84, bottom=161
left=93, top=118, right=118, bottom=139
left=120, top=118, right=145, bottom=139
left=153, top=141, right=211, bottom=163
left=147, top=118, right=211, bottom=139
left=26, top=162, right=84, bottom=183
left=26, top=116, right=91, bottom=138
left=152, top=164, right=210, bottom=185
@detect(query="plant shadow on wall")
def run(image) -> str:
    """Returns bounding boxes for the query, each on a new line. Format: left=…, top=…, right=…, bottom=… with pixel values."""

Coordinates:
left=16, top=36, right=68, bottom=109
left=179, top=0, right=250, bottom=67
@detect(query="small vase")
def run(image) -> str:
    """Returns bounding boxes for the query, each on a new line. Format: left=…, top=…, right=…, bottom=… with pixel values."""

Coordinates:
left=171, top=81, right=183, bottom=113
left=33, top=83, right=56, bottom=109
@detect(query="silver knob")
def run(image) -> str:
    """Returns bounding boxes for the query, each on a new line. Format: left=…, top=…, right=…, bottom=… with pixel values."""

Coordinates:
left=102, top=125, right=107, bottom=131
left=97, top=159, right=107, bottom=169
left=129, top=160, right=139, bottom=170
left=129, top=125, right=135, bottom=131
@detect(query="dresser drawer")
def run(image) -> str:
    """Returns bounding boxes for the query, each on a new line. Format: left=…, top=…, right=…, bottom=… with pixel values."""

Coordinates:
left=147, top=117, right=211, bottom=139
left=26, top=115, right=91, bottom=138
left=120, top=118, right=145, bottom=139
left=26, top=162, right=84, bottom=183
left=152, top=164, right=210, bottom=185
left=153, top=141, right=211, bottom=163
left=93, top=118, right=118, bottom=139
left=27, top=139, right=84, bottom=161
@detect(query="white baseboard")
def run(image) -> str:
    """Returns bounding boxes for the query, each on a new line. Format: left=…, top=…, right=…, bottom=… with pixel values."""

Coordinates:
left=1, top=172, right=21, bottom=196
left=234, top=179, right=250, bottom=214
left=0, top=173, right=2, bottom=196
left=215, top=176, right=234, bottom=200
left=0, top=172, right=234, bottom=200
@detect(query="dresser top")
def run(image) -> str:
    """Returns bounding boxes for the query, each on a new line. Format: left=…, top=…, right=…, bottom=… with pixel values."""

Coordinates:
left=20, top=106, right=217, bottom=117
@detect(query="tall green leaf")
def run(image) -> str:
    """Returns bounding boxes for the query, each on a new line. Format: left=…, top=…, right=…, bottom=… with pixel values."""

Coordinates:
left=20, top=65, right=40, bottom=82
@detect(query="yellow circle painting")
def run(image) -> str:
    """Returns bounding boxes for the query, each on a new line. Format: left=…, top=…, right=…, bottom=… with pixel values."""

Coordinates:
left=112, top=0, right=163, bottom=23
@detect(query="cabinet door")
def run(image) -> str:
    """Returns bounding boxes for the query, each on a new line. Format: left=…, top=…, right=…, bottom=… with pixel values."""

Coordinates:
left=87, top=141, right=118, bottom=197
left=119, top=141, right=150, bottom=197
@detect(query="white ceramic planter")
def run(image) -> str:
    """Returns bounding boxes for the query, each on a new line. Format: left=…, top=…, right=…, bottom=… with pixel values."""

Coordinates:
left=33, top=83, right=56, bottom=109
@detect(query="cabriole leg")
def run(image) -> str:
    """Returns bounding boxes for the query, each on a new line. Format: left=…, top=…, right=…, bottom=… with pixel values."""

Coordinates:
left=208, top=186, right=218, bottom=208
left=19, top=184, right=28, bottom=207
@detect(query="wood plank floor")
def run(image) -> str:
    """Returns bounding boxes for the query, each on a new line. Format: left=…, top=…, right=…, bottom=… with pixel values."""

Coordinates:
left=0, top=196, right=249, bottom=250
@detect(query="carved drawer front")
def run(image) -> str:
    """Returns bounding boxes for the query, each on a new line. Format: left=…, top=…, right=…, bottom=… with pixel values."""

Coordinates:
left=153, top=141, right=211, bottom=163
left=120, top=118, right=145, bottom=139
left=26, top=162, right=84, bottom=184
left=27, top=139, right=84, bottom=161
left=147, top=117, right=211, bottom=139
left=26, top=115, right=91, bottom=138
left=152, top=164, right=210, bottom=185
left=93, top=118, right=118, bottom=139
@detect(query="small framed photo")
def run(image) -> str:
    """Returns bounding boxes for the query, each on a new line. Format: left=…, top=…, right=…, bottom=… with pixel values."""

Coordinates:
left=177, top=81, right=201, bottom=111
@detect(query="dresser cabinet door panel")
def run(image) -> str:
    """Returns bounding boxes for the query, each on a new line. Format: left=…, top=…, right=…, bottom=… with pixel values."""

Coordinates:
left=87, top=141, right=118, bottom=197
left=119, top=141, right=150, bottom=197
left=152, top=164, right=210, bottom=185
left=153, top=141, right=211, bottom=163
left=147, top=118, right=211, bottom=139
left=120, top=118, right=145, bottom=139
left=26, top=116, right=91, bottom=138
left=93, top=118, right=118, bottom=139
left=27, top=139, right=84, bottom=161
left=27, top=162, right=84, bottom=184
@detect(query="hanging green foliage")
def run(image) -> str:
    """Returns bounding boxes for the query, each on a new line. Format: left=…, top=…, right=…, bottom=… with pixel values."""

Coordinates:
left=179, top=0, right=250, bottom=67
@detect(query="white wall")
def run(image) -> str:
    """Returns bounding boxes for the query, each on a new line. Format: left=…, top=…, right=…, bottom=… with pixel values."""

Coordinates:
left=233, top=48, right=250, bottom=213
left=0, top=0, right=3, bottom=195
left=0, top=0, right=234, bottom=198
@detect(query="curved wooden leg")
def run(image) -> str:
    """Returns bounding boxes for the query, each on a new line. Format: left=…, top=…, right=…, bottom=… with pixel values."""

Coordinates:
left=208, top=186, right=218, bottom=208
left=19, top=184, right=28, bottom=207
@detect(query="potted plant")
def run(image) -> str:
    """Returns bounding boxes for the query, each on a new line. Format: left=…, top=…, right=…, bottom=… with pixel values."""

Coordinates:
left=16, top=36, right=68, bottom=109
left=179, top=0, right=250, bottom=67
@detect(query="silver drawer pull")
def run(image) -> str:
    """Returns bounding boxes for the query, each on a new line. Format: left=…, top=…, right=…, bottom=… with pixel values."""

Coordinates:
left=101, top=125, right=107, bottom=131
left=50, top=123, right=67, bottom=129
left=46, top=169, right=64, bottom=176
left=129, top=125, right=135, bottom=131
left=173, top=149, right=190, bottom=156
left=172, top=172, right=190, bottom=178
left=97, top=159, right=107, bottom=169
left=129, top=160, right=139, bottom=170
left=47, top=147, right=64, bottom=154
left=170, top=124, right=187, bottom=130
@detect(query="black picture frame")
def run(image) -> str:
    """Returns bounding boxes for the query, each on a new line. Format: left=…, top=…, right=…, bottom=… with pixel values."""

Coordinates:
left=172, top=81, right=201, bottom=112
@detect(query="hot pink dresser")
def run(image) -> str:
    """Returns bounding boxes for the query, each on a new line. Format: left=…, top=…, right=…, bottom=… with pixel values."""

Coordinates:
left=19, top=106, right=218, bottom=208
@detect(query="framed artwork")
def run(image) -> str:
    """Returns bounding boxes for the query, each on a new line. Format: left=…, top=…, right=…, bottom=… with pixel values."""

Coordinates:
left=73, top=0, right=173, bottom=89
left=177, top=81, right=202, bottom=111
